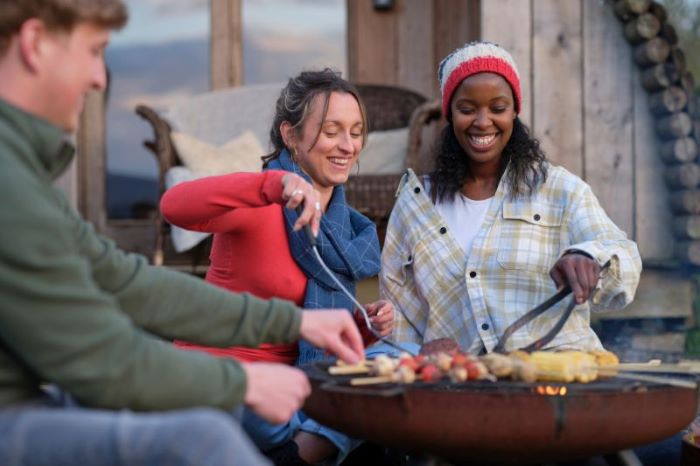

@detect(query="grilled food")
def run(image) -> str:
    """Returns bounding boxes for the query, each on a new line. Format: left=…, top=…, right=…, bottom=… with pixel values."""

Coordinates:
left=330, top=349, right=621, bottom=385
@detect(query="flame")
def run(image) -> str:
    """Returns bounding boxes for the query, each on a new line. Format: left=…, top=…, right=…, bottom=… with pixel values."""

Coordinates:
left=536, top=385, right=567, bottom=396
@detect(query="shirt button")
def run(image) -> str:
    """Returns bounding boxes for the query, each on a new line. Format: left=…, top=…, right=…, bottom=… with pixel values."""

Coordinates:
left=439, top=227, right=447, bottom=234
left=469, top=271, right=477, bottom=278
left=414, top=187, right=421, bottom=193
left=481, top=323, right=490, bottom=331
left=534, top=214, right=541, bottom=221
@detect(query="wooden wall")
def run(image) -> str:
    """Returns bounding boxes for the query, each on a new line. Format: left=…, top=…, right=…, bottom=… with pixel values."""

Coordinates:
left=347, top=0, right=480, bottom=100
left=350, top=0, right=689, bottom=317
left=487, top=0, right=690, bottom=318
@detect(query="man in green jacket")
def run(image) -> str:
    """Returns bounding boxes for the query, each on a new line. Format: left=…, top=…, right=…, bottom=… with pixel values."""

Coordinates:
left=0, top=1, right=364, bottom=465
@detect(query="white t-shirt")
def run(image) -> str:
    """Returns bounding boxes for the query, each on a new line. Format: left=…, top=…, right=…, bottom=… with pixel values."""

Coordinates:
left=436, top=192, right=492, bottom=256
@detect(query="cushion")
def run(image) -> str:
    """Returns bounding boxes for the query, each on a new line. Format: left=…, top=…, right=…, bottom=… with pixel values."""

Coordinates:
left=163, top=83, right=282, bottom=147
left=357, top=127, right=409, bottom=175
left=164, top=166, right=211, bottom=253
left=171, top=130, right=265, bottom=177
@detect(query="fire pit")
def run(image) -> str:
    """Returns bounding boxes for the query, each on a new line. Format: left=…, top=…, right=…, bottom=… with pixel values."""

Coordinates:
left=302, top=362, right=699, bottom=464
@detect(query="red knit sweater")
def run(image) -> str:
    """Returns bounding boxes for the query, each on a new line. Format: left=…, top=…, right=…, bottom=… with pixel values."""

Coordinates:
left=161, top=170, right=305, bottom=364
left=161, top=170, right=375, bottom=364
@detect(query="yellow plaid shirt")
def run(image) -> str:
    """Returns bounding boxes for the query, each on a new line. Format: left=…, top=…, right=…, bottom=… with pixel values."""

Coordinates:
left=380, top=166, right=642, bottom=354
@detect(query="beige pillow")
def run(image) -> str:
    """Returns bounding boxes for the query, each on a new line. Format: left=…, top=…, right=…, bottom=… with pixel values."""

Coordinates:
left=357, top=127, right=409, bottom=175
left=171, top=130, right=265, bottom=176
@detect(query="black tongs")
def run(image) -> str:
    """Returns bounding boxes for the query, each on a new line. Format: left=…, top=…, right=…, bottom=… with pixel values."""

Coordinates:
left=493, top=259, right=612, bottom=354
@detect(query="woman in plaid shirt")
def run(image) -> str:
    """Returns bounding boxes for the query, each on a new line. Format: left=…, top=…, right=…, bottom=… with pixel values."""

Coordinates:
left=380, top=41, right=642, bottom=355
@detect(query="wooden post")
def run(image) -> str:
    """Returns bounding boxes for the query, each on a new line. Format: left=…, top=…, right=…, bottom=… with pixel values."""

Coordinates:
left=532, top=0, right=583, bottom=175
left=584, top=0, right=634, bottom=233
left=210, top=0, right=242, bottom=90
left=77, top=90, right=107, bottom=231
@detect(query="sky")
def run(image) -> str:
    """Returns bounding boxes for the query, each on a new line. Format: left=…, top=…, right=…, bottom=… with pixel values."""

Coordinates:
left=105, top=0, right=346, bottom=174
left=110, top=0, right=345, bottom=48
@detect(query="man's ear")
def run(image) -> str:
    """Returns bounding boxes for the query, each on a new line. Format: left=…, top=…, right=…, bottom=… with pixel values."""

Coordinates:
left=17, top=18, right=51, bottom=73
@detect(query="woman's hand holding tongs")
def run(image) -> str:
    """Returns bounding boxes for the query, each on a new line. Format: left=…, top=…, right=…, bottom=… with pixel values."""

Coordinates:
left=281, top=173, right=322, bottom=236
left=355, top=300, right=395, bottom=337
left=549, top=251, right=602, bottom=305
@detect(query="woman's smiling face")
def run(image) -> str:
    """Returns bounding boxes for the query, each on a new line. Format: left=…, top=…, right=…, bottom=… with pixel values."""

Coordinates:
left=293, top=91, right=364, bottom=191
left=450, top=72, right=516, bottom=168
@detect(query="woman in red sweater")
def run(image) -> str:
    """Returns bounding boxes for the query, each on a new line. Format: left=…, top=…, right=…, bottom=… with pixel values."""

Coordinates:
left=161, top=69, right=393, bottom=466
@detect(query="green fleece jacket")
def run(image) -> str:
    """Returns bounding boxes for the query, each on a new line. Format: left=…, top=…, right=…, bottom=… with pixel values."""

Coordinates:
left=0, top=98, right=302, bottom=411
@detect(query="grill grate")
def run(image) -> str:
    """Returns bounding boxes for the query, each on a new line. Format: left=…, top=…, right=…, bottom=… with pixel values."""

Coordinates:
left=305, top=361, right=697, bottom=395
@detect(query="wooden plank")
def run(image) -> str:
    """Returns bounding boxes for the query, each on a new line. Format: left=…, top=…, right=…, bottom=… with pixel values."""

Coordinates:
left=633, top=55, right=674, bottom=259
left=582, top=0, right=634, bottom=236
left=433, top=0, right=480, bottom=93
left=346, top=0, right=398, bottom=85
left=480, top=0, right=533, bottom=127
left=630, top=333, right=686, bottom=353
left=210, top=0, right=242, bottom=90
left=77, top=90, right=107, bottom=232
left=397, top=0, right=435, bottom=98
left=595, top=268, right=692, bottom=319
left=532, top=0, right=584, bottom=175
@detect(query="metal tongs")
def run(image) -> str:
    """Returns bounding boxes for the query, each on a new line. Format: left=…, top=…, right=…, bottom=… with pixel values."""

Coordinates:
left=297, top=211, right=413, bottom=355
left=493, top=259, right=612, bottom=354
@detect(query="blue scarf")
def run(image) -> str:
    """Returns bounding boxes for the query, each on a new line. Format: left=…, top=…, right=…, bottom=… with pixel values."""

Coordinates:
left=265, top=150, right=381, bottom=364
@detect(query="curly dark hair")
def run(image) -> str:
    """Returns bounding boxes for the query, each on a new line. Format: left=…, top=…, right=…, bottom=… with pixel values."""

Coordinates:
left=430, top=117, right=548, bottom=202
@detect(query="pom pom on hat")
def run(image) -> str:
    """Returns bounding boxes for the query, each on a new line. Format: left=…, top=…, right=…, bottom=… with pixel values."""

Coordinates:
left=438, top=41, right=521, bottom=117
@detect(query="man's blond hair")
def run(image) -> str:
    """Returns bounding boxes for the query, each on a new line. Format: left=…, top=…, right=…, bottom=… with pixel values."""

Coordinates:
left=0, top=0, right=128, bottom=54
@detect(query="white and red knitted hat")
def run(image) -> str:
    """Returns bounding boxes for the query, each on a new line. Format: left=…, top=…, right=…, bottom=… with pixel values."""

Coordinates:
left=438, top=41, right=521, bottom=117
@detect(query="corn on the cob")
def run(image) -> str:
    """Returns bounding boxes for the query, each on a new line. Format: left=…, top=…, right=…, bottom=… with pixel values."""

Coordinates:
left=590, top=349, right=619, bottom=377
left=508, top=351, right=537, bottom=383
left=530, top=351, right=576, bottom=383
left=559, top=351, right=597, bottom=383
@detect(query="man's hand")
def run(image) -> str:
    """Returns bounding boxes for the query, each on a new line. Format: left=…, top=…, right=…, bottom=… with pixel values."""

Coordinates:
left=550, top=252, right=601, bottom=304
left=242, top=362, right=310, bottom=424
left=299, top=310, right=364, bottom=364
left=281, top=173, right=321, bottom=236
left=358, top=300, right=394, bottom=337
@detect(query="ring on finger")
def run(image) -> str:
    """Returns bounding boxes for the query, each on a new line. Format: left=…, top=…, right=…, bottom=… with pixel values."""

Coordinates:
left=314, top=201, right=322, bottom=211
left=291, top=189, right=303, bottom=197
